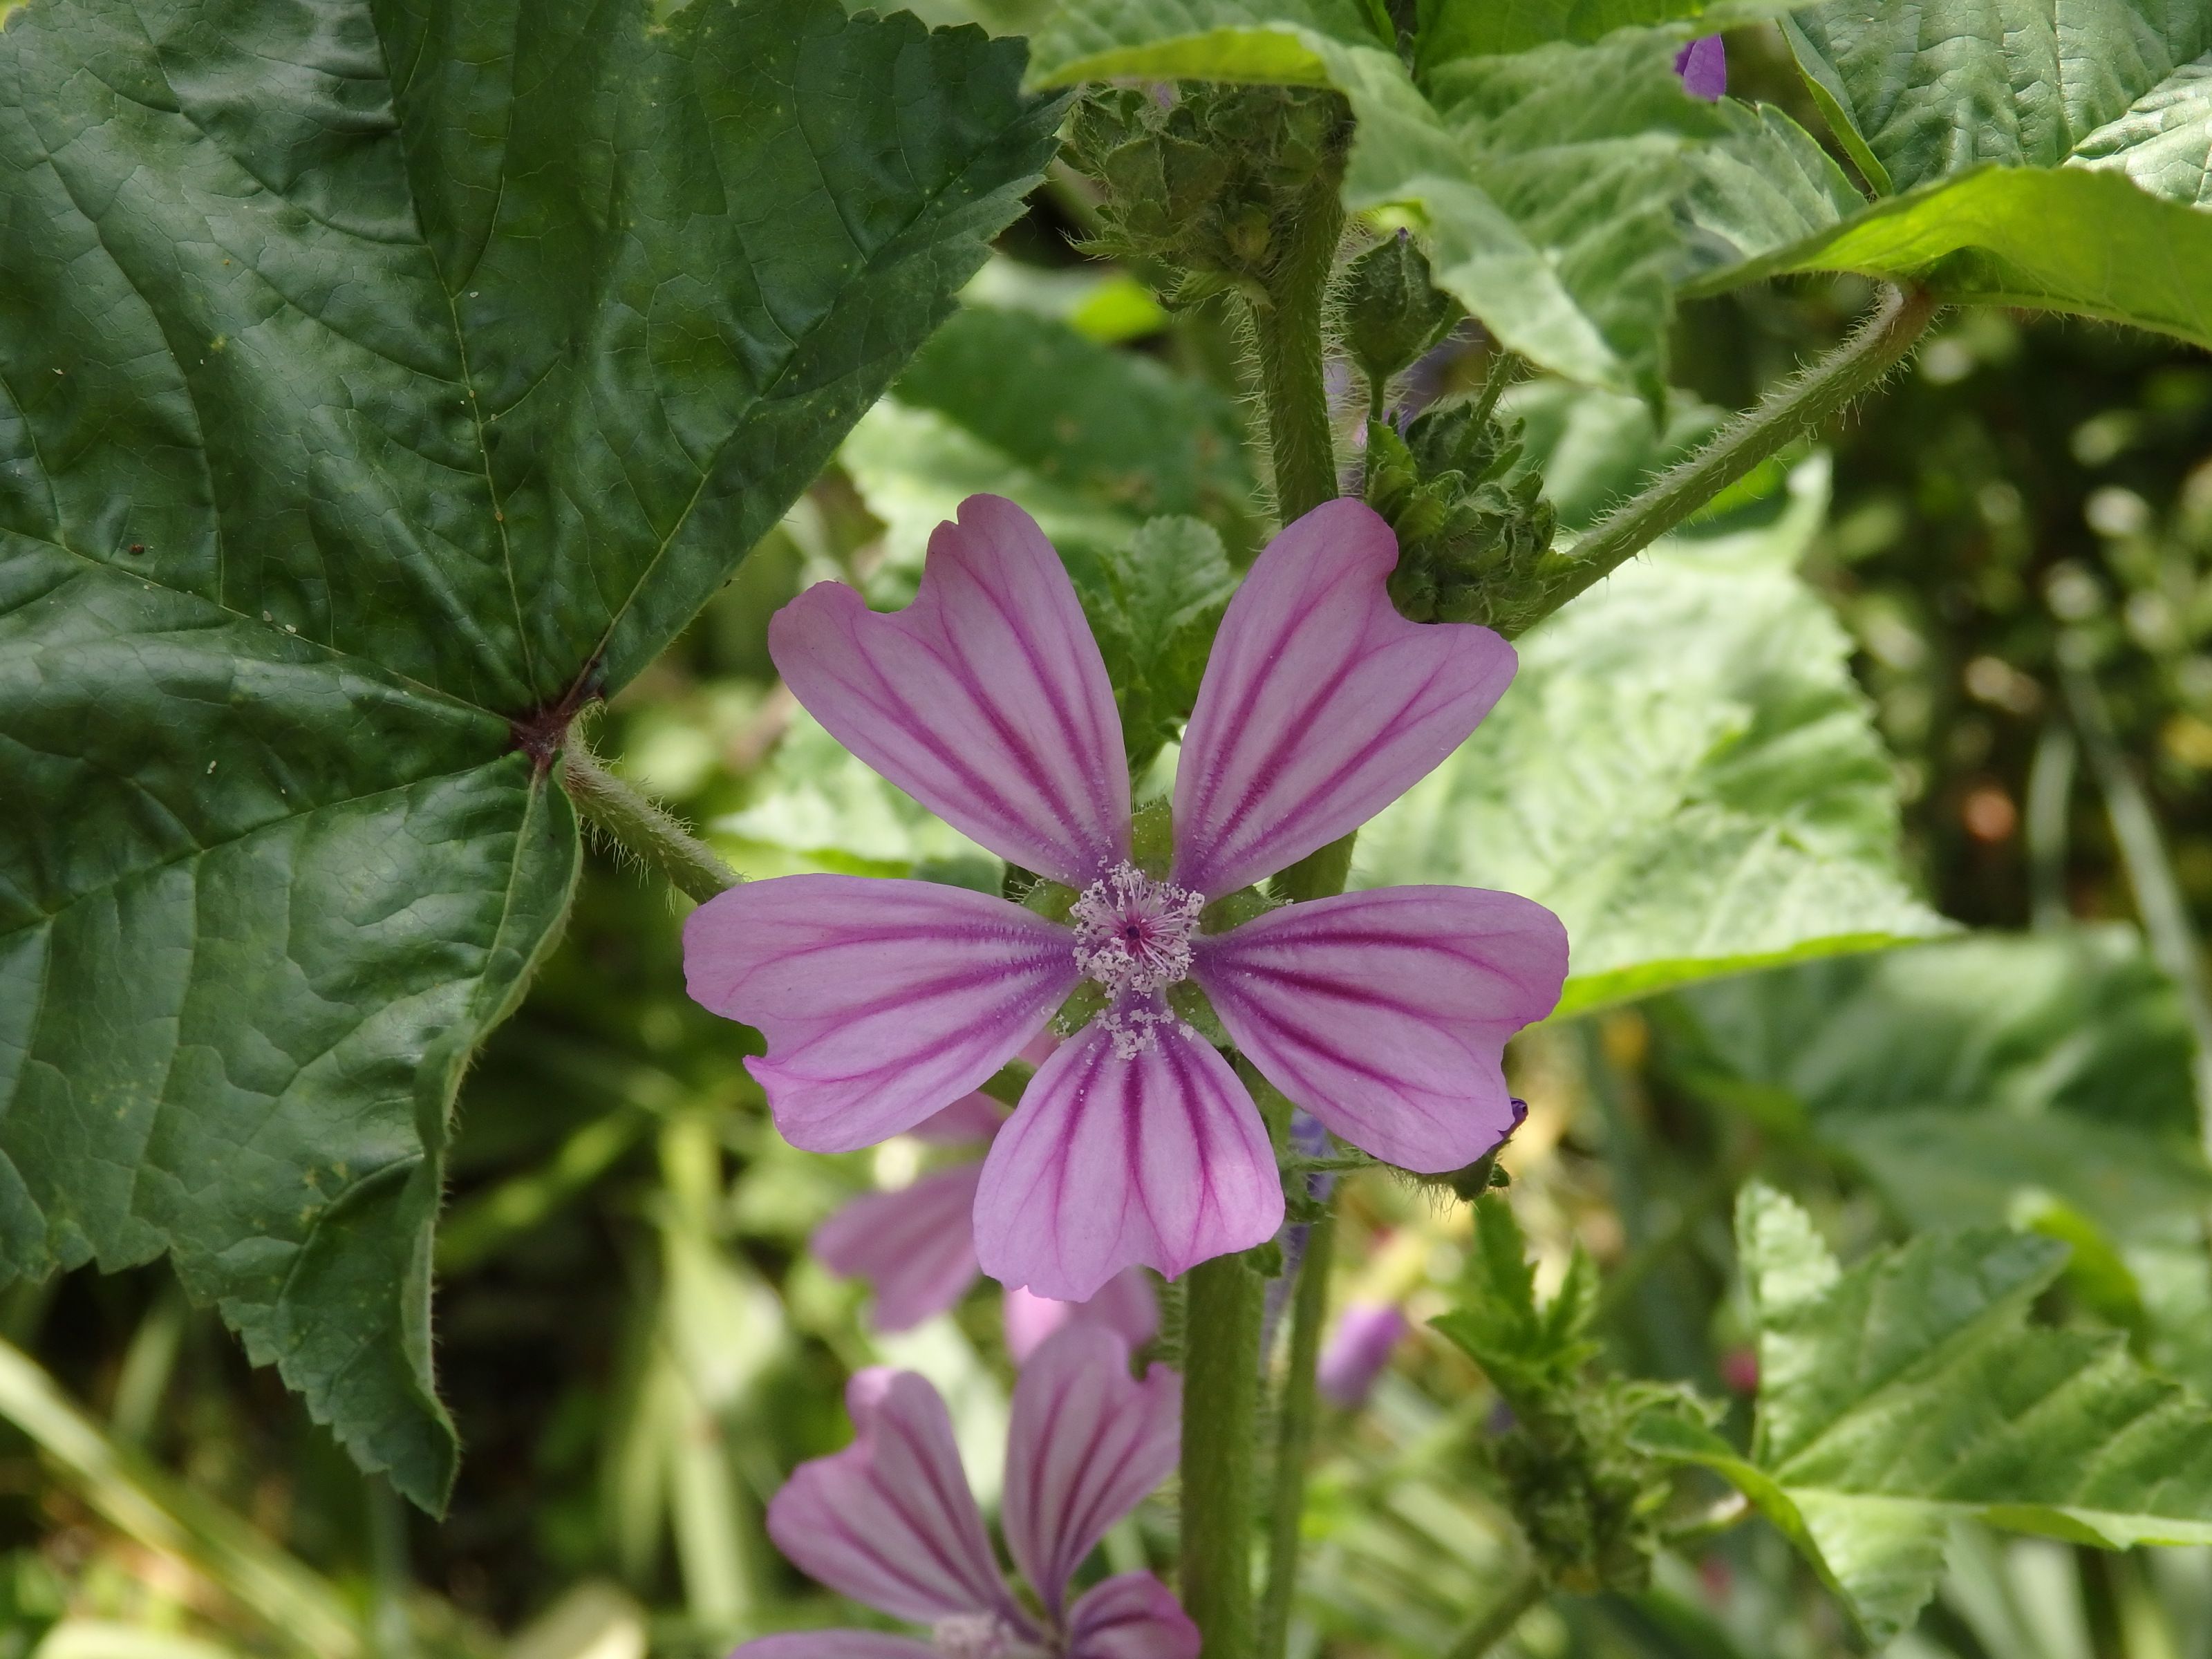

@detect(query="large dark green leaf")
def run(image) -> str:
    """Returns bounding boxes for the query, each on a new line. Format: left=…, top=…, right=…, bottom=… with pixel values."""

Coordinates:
left=0, top=0, right=1060, bottom=1506
left=1640, top=1186, right=2212, bottom=1643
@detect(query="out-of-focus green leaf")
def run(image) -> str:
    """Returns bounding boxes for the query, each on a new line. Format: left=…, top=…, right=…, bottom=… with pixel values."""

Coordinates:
left=1031, top=5, right=1848, bottom=397
left=0, top=0, right=1060, bottom=1506
left=1507, top=381, right=1725, bottom=532
left=1658, top=925, right=2199, bottom=1138
left=1356, top=459, right=1948, bottom=1013
left=1062, top=517, right=1241, bottom=770
left=1642, top=1185, right=2212, bottom=1643
left=719, top=709, right=996, bottom=880
left=892, top=307, right=1253, bottom=533
left=1420, top=0, right=1814, bottom=62
left=843, top=308, right=1254, bottom=599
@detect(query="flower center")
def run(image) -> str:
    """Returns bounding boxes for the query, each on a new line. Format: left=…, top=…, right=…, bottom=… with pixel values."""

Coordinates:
left=930, top=1613, right=1042, bottom=1659
left=1071, top=862, right=1202, bottom=1001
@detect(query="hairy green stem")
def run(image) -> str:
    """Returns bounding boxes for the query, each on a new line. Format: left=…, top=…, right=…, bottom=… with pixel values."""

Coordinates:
left=1257, top=1206, right=1335, bottom=1659
left=1249, top=174, right=1345, bottom=523
left=1518, top=283, right=1938, bottom=637
left=1181, top=1252, right=1268, bottom=1659
left=563, top=744, right=741, bottom=904
left=1443, top=1568, right=1546, bottom=1659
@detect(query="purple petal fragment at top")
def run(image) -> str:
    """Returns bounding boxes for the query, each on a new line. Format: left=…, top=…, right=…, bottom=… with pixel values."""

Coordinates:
left=1318, top=1302, right=1410, bottom=1409
left=812, top=1163, right=986, bottom=1333
left=764, top=1369, right=1013, bottom=1625
left=1194, top=886, right=1566, bottom=1171
left=734, top=1634, right=939, bottom=1659
left=1172, top=500, right=1518, bottom=899
left=1004, top=1266, right=1160, bottom=1365
left=1067, top=1573, right=1203, bottom=1659
left=1674, top=35, right=1725, bottom=100
left=683, top=875, right=1076, bottom=1152
left=769, top=493, right=1131, bottom=888
left=1003, top=1327, right=1181, bottom=1615
left=973, top=1014, right=1284, bottom=1300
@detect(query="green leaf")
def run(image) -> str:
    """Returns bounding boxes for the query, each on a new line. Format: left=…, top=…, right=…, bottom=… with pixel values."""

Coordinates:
left=1656, top=925, right=2212, bottom=1384
left=1419, top=0, right=1814, bottom=66
left=1031, top=5, right=1828, bottom=397
left=718, top=709, right=996, bottom=881
left=1353, top=459, right=1949, bottom=1013
left=1504, top=379, right=1727, bottom=532
left=1658, top=925, right=2200, bottom=1138
left=1673, top=8, right=2212, bottom=346
left=1060, top=518, right=1242, bottom=771
left=1698, top=164, right=2212, bottom=352
left=843, top=307, right=1255, bottom=601
left=1644, top=1185, right=2212, bottom=1642
left=1785, top=3, right=2212, bottom=196
left=0, top=0, right=1060, bottom=1506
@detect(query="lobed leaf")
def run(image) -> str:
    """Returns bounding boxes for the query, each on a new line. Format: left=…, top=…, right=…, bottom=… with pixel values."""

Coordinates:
left=1640, top=1186, right=2212, bottom=1642
left=0, top=0, right=1060, bottom=1505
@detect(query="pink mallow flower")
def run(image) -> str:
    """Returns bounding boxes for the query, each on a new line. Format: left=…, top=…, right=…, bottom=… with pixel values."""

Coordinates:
left=685, top=494, right=1567, bottom=1300
left=812, top=1083, right=1160, bottom=1353
left=741, top=1326, right=1193, bottom=1659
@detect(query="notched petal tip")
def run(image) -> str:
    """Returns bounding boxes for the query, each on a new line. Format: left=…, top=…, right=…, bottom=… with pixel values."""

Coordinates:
left=765, top=1369, right=1006, bottom=1624
left=1172, top=498, right=1518, bottom=899
left=1005, top=1325, right=1182, bottom=1615
left=767, top=492, right=1131, bottom=888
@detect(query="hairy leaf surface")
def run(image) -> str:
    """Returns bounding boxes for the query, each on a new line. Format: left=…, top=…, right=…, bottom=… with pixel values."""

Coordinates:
left=0, top=0, right=1059, bottom=1505
left=1355, top=460, right=1948, bottom=1012
left=1641, top=1187, right=2212, bottom=1642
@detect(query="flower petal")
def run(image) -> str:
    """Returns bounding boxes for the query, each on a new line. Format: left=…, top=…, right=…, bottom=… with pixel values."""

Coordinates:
left=1002, top=1267, right=1161, bottom=1365
left=764, top=1369, right=1009, bottom=1624
left=769, top=494, right=1130, bottom=886
left=733, top=1635, right=938, bottom=1659
left=684, top=874, right=1077, bottom=1152
left=973, top=1014, right=1283, bottom=1300
left=1171, top=499, right=1517, bottom=899
left=1318, top=1302, right=1410, bottom=1409
left=1194, top=886, right=1566, bottom=1171
left=1004, top=1327, right=1181, bottom=1615
left=813, top=1163, right=985, bottom=1333
left=1067, top=1574, right=1202, bottom=1659
left=912, top=1092, right=1007, bottom=1145
left=1674, top=35, right=1726, bottom=100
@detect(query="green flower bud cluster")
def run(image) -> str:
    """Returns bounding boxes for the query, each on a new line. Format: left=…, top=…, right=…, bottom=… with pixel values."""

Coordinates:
left=1338, top=231, right=1460, bottom=414
left=1436, top=1202, right=1714, bottom=1597
left=1367, top=383, right=1558, bottom=631
left=1065, top=84, right=1351, bottom=303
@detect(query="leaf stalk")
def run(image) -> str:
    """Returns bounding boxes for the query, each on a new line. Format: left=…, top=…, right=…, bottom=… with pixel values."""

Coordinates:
left=562, top=744, right=742, bottom=905
left=1518, top=283, right=1939, bottom=637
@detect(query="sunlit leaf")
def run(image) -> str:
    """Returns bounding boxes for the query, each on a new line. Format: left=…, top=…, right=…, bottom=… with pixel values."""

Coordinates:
left=1641, top=1185, right=2212, bottom=1644
left=1355, top=459, right=1949, bottom=1013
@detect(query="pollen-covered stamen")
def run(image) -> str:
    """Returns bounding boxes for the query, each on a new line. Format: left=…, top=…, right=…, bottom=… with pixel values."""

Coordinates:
left=1071, top=862, right=1203, bottom=1000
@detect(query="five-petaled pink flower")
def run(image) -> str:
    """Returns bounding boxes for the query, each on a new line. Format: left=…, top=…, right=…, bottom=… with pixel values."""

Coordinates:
left=738, top=1325, right=1192, bottom=1659
left=685, top=494, right=1567, bottom=1300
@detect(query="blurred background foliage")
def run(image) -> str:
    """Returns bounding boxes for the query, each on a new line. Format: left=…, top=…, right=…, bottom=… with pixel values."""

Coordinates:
left=12, top=15, right=2212, bottom=1659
